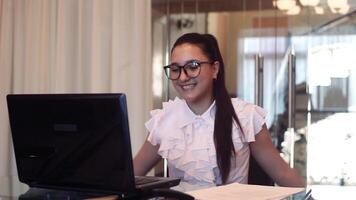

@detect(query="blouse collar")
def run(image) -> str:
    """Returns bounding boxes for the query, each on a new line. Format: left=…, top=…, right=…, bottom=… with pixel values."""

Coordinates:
left=174, top=97, right=216, bottom=128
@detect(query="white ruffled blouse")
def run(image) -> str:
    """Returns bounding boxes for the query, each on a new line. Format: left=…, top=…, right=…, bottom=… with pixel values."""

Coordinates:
left=145, top=97, right=266, bottom=191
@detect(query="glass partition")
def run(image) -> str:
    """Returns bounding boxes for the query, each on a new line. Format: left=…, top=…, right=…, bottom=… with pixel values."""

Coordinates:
left=152, top=1, right=356, bottom=197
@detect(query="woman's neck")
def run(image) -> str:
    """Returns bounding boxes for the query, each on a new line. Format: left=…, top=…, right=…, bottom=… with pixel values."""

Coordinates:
left=186, top=96, right=214, bottom=115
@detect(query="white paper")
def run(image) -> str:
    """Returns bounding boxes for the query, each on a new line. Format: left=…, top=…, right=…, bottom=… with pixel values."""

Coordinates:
left=186, top=183, right=304, bottom=200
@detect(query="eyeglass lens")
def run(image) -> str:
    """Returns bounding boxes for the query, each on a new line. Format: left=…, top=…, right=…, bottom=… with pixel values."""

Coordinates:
left=165, top=61, right=201, bottom=80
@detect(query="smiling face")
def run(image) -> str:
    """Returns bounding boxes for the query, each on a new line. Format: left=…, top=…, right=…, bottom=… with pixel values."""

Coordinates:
left=170, top=43, right=219, bottom=109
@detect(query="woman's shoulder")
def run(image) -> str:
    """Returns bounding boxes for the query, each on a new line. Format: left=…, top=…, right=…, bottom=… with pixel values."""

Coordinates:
left=230, top=97, right=266, bottom=118
left=230, top=98, right=267, bottom=139
left=230, top=98, right=260, bottom=114
left=145, top=97, right=186, bottom=144
left=149, top=97, right=185, bottom=117
left=146, top=97, right=187, bottom=129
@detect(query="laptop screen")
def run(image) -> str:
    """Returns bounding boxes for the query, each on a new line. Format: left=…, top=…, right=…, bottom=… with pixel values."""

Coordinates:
left=7, top=94, right=136, bottom=193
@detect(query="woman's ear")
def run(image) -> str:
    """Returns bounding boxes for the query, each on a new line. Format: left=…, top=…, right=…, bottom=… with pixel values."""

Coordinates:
left=212, top=61, right=220, bottom=79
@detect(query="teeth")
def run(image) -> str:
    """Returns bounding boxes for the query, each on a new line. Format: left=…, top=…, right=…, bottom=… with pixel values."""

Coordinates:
left=182, top=85, right=194, bottom=90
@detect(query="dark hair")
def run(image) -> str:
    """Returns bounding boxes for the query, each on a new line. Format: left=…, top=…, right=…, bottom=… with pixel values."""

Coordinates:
left=171, top=33, right=243, bottom=184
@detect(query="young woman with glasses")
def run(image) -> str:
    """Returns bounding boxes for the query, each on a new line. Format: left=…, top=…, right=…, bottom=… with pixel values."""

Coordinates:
left=134, top=33, right=304, bottom=191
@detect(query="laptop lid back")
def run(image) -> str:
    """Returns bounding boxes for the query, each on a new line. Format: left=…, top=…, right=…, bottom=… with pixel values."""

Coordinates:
left=7, top=93, right=136, bottom=193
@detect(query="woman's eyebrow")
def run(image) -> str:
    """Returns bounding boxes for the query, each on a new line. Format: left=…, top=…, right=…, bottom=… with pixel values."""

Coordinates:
left=170, top=59, right=197, bottom=66
left=184, top=59, right=197, bottom=63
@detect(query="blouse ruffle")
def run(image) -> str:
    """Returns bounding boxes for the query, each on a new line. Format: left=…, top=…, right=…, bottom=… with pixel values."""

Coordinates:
left=231, top=98, right=267, bottom=143
left=146, top=97, right=266, bottom=186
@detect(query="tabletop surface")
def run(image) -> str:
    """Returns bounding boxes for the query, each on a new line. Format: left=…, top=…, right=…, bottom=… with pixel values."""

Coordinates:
left=0, top=176, right=309, bottom=200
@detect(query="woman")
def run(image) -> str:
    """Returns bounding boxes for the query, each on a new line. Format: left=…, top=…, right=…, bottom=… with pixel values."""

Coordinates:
left=134, top=32, right=304, bottom=191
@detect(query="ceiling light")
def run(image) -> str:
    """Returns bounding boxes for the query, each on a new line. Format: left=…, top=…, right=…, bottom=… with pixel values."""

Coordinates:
left=338, top=4, right=350, bottom=14
left=300, top=0, right=320, bottom=6
left=328, top=0, right=349, bottom=14
left=286, top=5, right=301, bottom=15
left=314, top=6, right=324, bottom=14
left=276, top=0, right=297, bottom=10
left=327, top=0, right=348, bottom=8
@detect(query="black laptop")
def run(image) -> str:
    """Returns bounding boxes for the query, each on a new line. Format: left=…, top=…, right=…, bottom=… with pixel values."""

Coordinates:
left=6, top=93, right=182, bottom=199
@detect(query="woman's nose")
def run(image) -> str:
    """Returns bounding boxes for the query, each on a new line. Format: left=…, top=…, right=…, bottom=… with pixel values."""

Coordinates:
left=179, top=69, right=190, bottom=81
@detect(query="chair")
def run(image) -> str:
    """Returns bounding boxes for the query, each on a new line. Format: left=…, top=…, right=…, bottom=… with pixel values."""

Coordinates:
left=248, top=155, right=274, bottom=186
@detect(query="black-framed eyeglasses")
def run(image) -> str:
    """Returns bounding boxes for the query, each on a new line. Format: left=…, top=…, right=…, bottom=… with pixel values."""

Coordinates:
left=163, top=60, right=213, bottom=80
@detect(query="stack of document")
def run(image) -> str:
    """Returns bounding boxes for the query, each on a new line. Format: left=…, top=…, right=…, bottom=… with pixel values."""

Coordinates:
left=186, top=183, right=304, bottom=200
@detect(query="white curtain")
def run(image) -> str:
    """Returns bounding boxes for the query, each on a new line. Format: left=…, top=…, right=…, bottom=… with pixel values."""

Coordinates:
left=0, top=0, right=152, bottom=182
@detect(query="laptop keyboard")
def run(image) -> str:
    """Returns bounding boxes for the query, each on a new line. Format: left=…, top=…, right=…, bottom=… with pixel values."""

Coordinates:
left=135, top=176, right=160, bottom=185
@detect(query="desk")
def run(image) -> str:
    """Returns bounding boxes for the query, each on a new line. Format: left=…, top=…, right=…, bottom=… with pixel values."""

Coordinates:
left=0, top=176, right=309, bottom=200
left=284, top=190, right=310, bottom=200
left=186, top=183, right=308, bottom=200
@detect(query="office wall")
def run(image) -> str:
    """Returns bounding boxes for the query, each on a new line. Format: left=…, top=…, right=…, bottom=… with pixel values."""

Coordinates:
left=0, top=0, right=151, bottom=179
